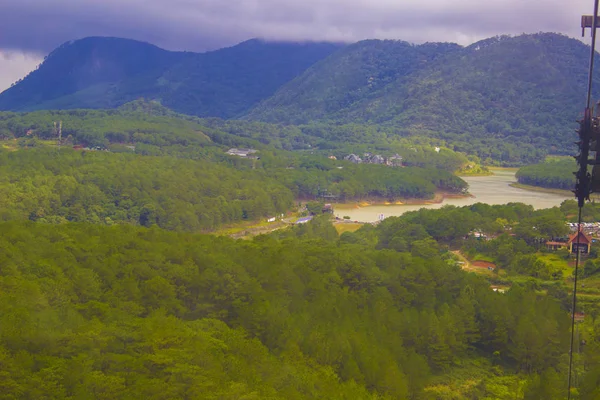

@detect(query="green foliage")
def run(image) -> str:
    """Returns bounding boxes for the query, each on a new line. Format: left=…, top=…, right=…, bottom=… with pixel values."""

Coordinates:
left=0, top=106, right=256, bottom=152
left=0, top=148, right=293, bottom=231
left=0, top=220, right=575, bottom=398
left=516, top=158, right=575, bottom=190
left=0, top=142, right=468, bottom=234
left=306, top=201, right=325, bottom=215
left=248, top=33, right=596, bottom=165
left=270, top=155, right=467, bottom=201
left=561, top=199, right=600, bottom=223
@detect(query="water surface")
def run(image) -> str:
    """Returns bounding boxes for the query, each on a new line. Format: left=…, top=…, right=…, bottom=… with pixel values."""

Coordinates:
left=334, top=169, right=572, bottom=222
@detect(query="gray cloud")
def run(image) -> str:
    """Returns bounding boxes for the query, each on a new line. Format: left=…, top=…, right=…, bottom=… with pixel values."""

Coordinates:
left=0, top=0, right=592, bottom=54
left=0, top=0, right=594, bottom=92
left=0, top=51, right=42, bottom=91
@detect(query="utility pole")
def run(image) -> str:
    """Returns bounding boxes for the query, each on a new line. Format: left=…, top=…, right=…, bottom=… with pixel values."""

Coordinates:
left=58, top=121, right=62, bottom=150
left=54, top=121, right=63, bottom=150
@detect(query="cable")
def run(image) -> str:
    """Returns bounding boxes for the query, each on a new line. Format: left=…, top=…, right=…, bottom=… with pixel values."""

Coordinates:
left=567, top=207, right=583, bottom=400
left=569, top=2, right=600, bottom=397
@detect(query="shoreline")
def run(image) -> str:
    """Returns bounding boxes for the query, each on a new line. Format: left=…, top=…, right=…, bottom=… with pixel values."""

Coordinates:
left=332, top=192, right=473, bottom=209
left=510, top=182, right=600, bottom=200
left=509, top=182, right=574, bottom=196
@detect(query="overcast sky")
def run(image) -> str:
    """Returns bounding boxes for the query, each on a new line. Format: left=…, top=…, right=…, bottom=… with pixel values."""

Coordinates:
left=0, top=0, right=596, bottom=91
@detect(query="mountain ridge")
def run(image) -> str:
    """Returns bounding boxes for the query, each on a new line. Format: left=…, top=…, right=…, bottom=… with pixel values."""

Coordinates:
left=2, top=32, right=598, bottom=160
left=246, top=33, right=599, bottom=154
left=0, top=36, right=343, bottom=118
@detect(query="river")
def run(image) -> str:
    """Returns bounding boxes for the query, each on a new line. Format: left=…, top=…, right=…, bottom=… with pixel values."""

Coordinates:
left=333, top=169, right=573, bottom=222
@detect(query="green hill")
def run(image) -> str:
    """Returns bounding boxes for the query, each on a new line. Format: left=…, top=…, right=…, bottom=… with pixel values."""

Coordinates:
left=516, top=158, right=576, bottom=190
left=0, top=37, right=342, bottom=118
left=247, top=33, right=599, bottom=157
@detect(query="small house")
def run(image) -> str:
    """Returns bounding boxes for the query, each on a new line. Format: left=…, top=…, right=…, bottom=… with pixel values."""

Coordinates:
left=344, top=154, right=362, bottom=164
left=387, top=154, right=403, bottom=167
left=370, top=154, right=386, bottom=164
left=568, top=230, right=592, bottom=254
left=226, top=148, right=258, bottom=157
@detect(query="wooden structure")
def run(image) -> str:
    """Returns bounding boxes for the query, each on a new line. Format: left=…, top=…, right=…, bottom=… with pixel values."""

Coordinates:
left=568, top=230, right=592, bottom=254
left=546, top=241, right=567, bottom=251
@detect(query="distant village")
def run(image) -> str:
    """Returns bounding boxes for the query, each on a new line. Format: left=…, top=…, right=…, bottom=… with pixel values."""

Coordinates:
left=332, top=152, right=404, bottom=166
left=225, top=148, right=405, bottom=167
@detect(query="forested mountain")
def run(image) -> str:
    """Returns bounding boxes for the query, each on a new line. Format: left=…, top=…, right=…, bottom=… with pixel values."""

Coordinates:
left=0, top=37, right=187, bottom=111
left=247, top=40, right=462, bottom=123
left=3, top=32, right=593, bottom=163
left=0, top=37, right=342, bottom=118
left=248, top=33, right=599, bottom=156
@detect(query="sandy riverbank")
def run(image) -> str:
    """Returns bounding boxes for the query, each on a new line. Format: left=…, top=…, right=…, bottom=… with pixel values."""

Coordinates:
left=332, top=192, right=473, bottom=210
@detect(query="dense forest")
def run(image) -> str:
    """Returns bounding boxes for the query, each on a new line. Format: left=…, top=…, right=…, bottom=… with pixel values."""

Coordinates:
left=3, top=27, right=600, bottom=400
left=0, top=149, right=293, bottom=231
left=0, top=104, right=490, bottom=169
left=0, top=147, right=466, bottom=231
left=0, top=208, right=597, bottom=399
left=516, top=158, right=575, bottom=190
left=0, top=127, right=595, bottom=398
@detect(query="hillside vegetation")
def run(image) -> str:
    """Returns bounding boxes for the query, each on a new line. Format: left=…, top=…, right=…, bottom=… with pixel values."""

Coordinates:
left=0, top=213, right=588, bottom=399
left=2, top=33, right=591, bottom=164
left=0, top=147, right=465, bottom=231
left=0, top=105, right=469, bottom=231
left=247, top=33, right=598, bottom=162
left=516, top=158, right=576, bottom=190
left=0, top=37, right=341, bottom=118
left=0, top=103, right=473, bottom=169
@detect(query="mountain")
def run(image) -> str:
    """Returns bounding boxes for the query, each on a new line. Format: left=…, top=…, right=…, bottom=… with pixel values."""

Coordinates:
left=0, top=37, right=187, bottom=111
left=246, top=39, right=462, bottom=123
left=247, top=33, right=600, bottom=153
left=3, top=33, right=597, bottom=160
left=0, top=37, right=342, bottom=118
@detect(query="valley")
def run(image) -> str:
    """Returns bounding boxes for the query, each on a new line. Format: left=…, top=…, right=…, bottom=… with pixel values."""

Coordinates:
left=1, top=30, right=599, bottom=400
left=334, top=169, right=573, bottom=222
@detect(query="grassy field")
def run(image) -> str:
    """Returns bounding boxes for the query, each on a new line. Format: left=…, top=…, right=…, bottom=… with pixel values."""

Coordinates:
left=424, top=357, right=525, bottom=399
left=451, top=251, right=497, bottom=277
left=488, top=167, right=520, bottom=172
left=580, top=275, right=600, bottom=308
left=213, top=213, right=299, bottom=237
left=468, top=252, right=495, bottom=263
left=334, top=222, right=363, bottom=234
left=537, top=252, right=572, bottom=274
left=546, top=155, right=572, bottom=162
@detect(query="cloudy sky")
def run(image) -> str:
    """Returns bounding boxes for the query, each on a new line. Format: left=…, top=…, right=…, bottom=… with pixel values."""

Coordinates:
left=0, top=0, right=596, bottom=91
